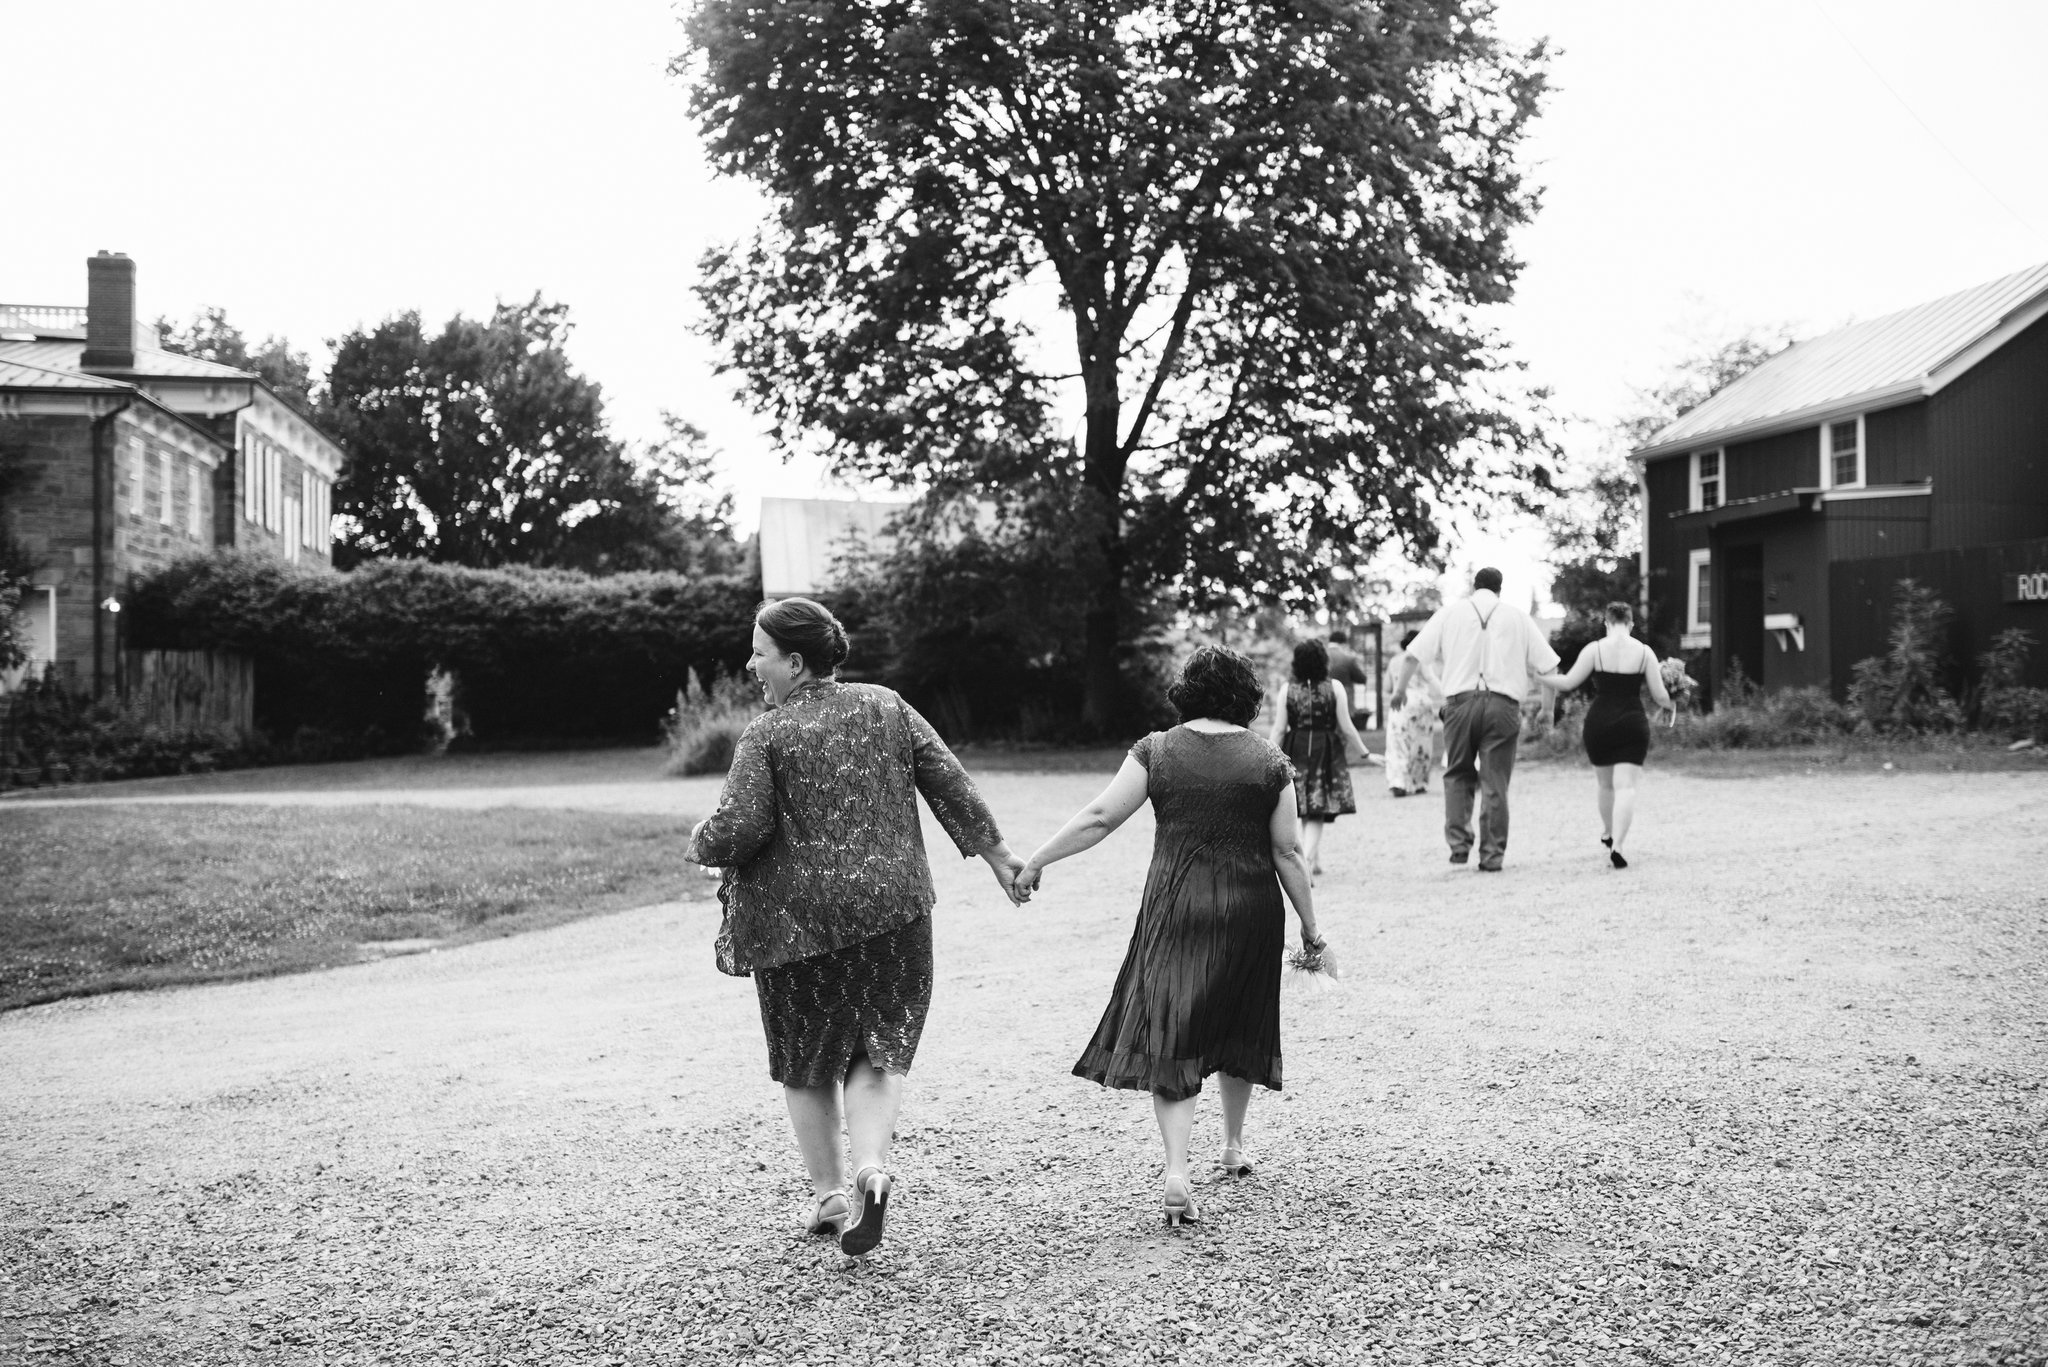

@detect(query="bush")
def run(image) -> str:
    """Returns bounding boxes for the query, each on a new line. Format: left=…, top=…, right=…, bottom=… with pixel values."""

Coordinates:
left=1847, top=579, right=1963, bottom=733
left=663, top=671, right=763, bottom=775
left=127, top=553, right=759, bottom=751
left=1976, top=629, right=2048, bottom=741
left=0, top=668, right=249, bottom=787
left=1671, top=686, right=1854, bottom=749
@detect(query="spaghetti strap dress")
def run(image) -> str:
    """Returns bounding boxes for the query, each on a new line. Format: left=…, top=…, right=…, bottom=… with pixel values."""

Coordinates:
left=1581, top=642, right=1652, bottom=767
left=1281, top=680, right=1356, bottom=819
left=1072, top=727, right=1295, bottom=1101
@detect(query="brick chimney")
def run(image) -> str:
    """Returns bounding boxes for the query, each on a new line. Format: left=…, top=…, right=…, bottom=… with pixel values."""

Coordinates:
left=81, top=251, right=137, bottom=371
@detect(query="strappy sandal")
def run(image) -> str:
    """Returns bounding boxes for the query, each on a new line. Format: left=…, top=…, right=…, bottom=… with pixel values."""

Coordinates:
left=1216, top=1147, right=1254, bottom=1178
left=1163, top=1174, right=1201, bottom=1227
left=804, top=1189, right=850, bottom=1237
left=840, top=1167, right=892, bottom=1256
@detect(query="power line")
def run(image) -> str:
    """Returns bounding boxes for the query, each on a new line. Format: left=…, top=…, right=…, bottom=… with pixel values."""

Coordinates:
left=1807, top=0, right=2045, bottom=248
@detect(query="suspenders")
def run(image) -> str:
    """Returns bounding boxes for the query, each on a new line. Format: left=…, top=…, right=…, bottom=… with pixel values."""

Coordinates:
left=1471, top=599, right=1498, bottom=695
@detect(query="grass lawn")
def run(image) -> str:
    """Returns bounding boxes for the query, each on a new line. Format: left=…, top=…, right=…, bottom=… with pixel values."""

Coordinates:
left=0, top=804, right=701, bottom=1012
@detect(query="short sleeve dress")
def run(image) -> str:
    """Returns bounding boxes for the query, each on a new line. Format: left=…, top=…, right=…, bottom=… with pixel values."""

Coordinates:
left=1071, top=726, right=1296, bottom=1102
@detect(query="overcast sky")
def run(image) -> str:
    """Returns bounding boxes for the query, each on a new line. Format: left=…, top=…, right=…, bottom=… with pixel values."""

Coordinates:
left=8, top=0, right=2045, bottom=605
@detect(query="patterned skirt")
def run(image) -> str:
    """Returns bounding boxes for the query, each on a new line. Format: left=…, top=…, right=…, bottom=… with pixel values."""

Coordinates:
left=1282, top=727, right=1356, bottom=819
left=753, top=915, right=933, bottom=1088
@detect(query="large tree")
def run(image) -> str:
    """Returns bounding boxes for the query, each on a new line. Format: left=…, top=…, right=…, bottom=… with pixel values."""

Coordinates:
left=320, top=298, right=739, bottom=573
left=684, top=0, right=1553, bottom=729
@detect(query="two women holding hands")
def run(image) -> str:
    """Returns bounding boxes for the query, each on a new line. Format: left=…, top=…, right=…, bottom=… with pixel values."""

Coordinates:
left=690, top=601, right=1320, bottom=1251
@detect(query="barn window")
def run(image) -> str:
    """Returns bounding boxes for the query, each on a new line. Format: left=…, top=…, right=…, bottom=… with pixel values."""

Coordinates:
left=1823, top=416, right=1864, bottom=489
left=1690, top=449, right=1722, bottom=511
left=1686, top=549, right=1713, bottom=636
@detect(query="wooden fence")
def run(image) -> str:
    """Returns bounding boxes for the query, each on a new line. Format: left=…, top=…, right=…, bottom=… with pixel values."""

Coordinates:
left=122, top=650, right=255, bottom=738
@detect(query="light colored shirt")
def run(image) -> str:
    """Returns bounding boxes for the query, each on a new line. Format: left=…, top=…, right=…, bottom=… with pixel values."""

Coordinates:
left=1405, top=590, right=1560, bottom=702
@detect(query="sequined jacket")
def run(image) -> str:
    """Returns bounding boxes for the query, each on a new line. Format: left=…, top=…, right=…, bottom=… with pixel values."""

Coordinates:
left=687, top=680, right=1003, bottom=976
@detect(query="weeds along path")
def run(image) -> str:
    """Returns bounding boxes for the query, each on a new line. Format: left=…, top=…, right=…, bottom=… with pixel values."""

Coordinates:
left=1, top=763, right=2044, bottom=1364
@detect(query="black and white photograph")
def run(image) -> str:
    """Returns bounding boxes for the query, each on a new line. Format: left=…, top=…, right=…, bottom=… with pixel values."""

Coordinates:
left=2, top=1, right=2045, bottom=1363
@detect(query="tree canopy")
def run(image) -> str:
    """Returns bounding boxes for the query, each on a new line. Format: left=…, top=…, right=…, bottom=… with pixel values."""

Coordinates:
left=320, top=298, right=745, bottom=575
left=684, top=0, right=1554, bottom=728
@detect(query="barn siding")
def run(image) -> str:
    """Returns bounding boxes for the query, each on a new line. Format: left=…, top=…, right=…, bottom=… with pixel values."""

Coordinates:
left=1825, top=496, right=1934, bottom=561
left=1925, top=313, right=2048, bottom=550
left=1829, top=535, right=2048, bottom=694
left=1642, top=455, right=1703, bottom=649
left=1727, top=426, right=1819, bottom=500
left=1862, top=401, right=1928, bottom=486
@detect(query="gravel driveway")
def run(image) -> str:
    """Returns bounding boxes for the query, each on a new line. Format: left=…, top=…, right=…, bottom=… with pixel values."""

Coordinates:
left=2, top=760, right=2043, bottom=1365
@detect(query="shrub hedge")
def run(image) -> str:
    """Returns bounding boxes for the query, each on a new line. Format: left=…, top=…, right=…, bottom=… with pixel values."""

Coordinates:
left=127, top=554, right=758, bottom=751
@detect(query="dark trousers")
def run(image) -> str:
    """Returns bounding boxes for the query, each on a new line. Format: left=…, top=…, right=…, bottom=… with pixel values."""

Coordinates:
left=1441, top=692, right=1521, bottom=867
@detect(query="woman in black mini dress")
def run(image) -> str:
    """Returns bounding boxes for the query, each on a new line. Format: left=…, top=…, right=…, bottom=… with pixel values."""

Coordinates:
left=1540, top=602, right=1674, bottom=868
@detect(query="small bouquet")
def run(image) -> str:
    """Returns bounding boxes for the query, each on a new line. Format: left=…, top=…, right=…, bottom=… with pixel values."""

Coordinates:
left=1286, top=934, right=1344, bottom=993
left=1659, top=658, right=1698, bottom=725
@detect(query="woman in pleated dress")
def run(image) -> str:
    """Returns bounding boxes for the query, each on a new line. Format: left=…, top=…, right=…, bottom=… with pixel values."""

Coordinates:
left=1015, top=646, right=1322, bottom=1226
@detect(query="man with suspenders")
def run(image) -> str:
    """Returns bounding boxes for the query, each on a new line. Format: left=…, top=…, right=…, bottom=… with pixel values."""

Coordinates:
left=1389, top=568, right=1560, bottom=872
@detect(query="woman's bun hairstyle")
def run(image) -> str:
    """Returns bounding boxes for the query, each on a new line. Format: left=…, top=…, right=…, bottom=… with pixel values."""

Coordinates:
left=756, top=597, right=850, bottom=675
left=1604, top=600, right=1634, bottom=625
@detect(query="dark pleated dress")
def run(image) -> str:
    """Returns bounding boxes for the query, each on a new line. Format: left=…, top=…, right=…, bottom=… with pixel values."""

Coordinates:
left=1073, top=727, right=1294, bottom=1102
left=1282, top=680, right=1356, bottom=820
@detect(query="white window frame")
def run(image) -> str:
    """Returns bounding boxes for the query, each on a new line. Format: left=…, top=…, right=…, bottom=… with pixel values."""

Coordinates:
left=1821, top=414, right=1865, bottom=490
left=156, top=447, right=173, bottom=526
left=187, top=462, right=204, bottom=539
left=1689, top=448, right=1723, bottom=511
left=1685, top=548, right=1713, bottom=637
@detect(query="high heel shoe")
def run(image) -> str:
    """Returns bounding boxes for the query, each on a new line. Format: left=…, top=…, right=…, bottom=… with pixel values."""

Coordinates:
left=1162, top=1175, right=1201, bottom=1227
left=1216, top=1147, right=1253, bottom=1178
left=840, top=1167, right=892, bottom=1256
left=804, top=1189, right=850, bottom=1236
left=1609, top=848, right=1629, bottom=869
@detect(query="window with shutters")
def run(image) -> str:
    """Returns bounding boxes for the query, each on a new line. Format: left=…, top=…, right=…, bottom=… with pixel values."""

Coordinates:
left=1690, top=449, right=1722, bottom=511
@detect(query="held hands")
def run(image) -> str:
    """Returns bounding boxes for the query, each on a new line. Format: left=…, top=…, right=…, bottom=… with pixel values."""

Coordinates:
left=982, top=844, right=1033, bottom=906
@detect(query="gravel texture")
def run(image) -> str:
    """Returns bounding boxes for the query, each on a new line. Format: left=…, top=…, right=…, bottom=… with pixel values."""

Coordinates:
left=1, top=760, right=2044, bottom=1365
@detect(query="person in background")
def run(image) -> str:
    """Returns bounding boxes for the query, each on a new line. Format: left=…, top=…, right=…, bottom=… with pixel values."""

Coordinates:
left=1382, top=629, right=1443, bottom=797
left=1015, top=646, right=1323, bottom=1228
left=1389, top=568, right=1559, bottom=872
left=1267, top=639, right=1367, bottom=879
left=1324, top=627, right=1376, bottom=732
left=688, top=597, right=1029, bottom=1256
left=1536, top=600, right=1675, bottom=868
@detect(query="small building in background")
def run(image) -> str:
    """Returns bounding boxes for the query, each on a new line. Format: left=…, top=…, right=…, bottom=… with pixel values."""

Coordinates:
left=1635, top=261, right=2048, bottom=701
left=757, top=495, right=910, bottom=599
left=0, top=252, right=346, bottom=693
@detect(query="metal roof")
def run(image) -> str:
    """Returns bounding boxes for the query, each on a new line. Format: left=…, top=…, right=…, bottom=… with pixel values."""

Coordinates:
left=1637, top=260, right=2048, bottom=460
left=0, top=357, right=132, bottom=392
left=0, top=338, right=257, bottom=382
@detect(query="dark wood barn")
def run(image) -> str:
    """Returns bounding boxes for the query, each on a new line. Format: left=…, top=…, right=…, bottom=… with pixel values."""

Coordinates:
left=1633, top=262, right=2048, bottom=701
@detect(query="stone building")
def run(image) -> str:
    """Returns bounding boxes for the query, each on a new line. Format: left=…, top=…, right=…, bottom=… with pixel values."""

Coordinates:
left=0, top=252, right=345, bottom=693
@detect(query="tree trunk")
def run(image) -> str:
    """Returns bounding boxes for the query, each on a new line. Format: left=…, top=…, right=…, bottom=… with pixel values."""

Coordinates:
left=1079, top=360, right=1126, bottom=736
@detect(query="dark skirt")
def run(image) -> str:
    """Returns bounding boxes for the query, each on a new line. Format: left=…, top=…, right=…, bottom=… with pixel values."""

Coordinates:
left=1072, top=866, right=1285, bottom=1102
left=754, top=914, right=933, bottom=1088
left=1583, top=701, right=1651, bottom=767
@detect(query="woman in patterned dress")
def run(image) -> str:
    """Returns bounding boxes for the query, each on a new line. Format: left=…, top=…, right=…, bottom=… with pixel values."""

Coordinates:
left=1383, top=629, right=1444, bottom=797
left=1014, top=646, right=1322, bottom=1227
left=1266, top=639, right=1366, bottom=878
left=688, top=598, right=1028, bottom=1255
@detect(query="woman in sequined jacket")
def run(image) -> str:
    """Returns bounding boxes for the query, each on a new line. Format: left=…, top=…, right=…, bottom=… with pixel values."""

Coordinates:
left=687, top=597, right=1027, bottom=1256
